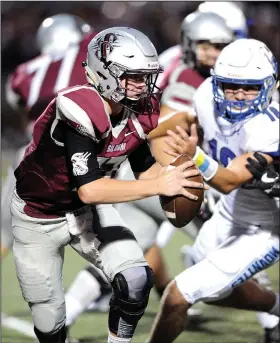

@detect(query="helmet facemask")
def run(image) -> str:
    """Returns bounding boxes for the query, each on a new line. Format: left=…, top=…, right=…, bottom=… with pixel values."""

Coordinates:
left=211, top=39, right=278, bottom=124
left=118, top=70, right=162, bottom=115
left=212, top=75, right=277, bottom=123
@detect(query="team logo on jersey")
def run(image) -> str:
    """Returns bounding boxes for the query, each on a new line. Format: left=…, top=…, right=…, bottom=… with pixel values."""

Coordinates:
left=71, top=152, right=91, bottom=176
left=95, top=33, right=118, bottom=61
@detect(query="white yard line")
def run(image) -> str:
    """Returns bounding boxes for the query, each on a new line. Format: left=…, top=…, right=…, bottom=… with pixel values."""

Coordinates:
left=2, top=312, right=37, bottom=340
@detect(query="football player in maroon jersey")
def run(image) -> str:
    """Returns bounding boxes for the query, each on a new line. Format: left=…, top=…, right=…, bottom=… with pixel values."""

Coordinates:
left=158, top=11, right=234, bottom=116
left=2, top=14, right=96, bottom=260
left=62, top=12, right=240, bottom=331
left=10, top=27, right=205, bottom=343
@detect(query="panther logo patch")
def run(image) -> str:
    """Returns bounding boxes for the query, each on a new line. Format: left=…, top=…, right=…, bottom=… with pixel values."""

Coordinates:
left=71, top=152, right=91, bottom=176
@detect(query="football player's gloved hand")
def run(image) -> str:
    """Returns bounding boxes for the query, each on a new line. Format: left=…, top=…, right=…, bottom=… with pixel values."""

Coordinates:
left=242, top=152, right=279, bottom=197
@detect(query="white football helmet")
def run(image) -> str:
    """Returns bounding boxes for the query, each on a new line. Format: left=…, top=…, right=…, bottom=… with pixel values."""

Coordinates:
left=212, top=39, right=278, bottom=122
left=36, top=14, right=92, bottom=55
left=84, top=27, right=162, bottom=109
left=198, top=2, right=248, bottom=39
left=181, top=11, right=234, bottom=70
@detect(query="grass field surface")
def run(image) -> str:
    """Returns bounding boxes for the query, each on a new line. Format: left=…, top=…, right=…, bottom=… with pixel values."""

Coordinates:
left=2, top=229, right=279, bottom=343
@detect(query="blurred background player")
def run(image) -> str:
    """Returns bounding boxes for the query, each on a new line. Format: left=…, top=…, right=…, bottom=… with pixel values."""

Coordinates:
left=1, top=14, right=96, bottom=260
left=157, top=1, right=248, bottom=86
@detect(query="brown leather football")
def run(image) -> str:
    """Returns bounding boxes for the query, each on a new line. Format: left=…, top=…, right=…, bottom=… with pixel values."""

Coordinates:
left=160, top=154, right=204, bottom=228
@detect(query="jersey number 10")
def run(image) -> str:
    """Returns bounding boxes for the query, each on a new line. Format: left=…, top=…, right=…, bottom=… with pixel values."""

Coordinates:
left=208, top=139, right=236, bottom=167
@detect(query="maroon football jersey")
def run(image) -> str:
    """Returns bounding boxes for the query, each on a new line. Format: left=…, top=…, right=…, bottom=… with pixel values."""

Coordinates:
left=6, top=32, right=97, bottom=120
left=160, top=65, right=205, bottom=112
left=158, top=55, right=182, bottom=92
left=14, top=85, right=160, bottom=218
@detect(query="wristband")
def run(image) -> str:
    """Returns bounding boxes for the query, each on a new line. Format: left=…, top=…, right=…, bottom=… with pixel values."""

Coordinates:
left=192, top=147, right=219, bottom=181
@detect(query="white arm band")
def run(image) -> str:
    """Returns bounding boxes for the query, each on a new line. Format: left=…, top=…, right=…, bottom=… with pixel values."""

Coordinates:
left=192, top=146, right=219, bottom=181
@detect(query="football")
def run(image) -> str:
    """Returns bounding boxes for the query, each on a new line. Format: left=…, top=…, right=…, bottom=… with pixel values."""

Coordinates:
left=160, top=154, right=204, bottom=228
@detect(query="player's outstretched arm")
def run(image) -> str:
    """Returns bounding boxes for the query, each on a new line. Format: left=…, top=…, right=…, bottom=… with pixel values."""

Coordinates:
left=78, top=161, right=204, bottom=204
left=206, top=153, right=273, bottom=193
left=63, top=120, right=204, bottom=204
left=162, top=124, right=274, bottom=194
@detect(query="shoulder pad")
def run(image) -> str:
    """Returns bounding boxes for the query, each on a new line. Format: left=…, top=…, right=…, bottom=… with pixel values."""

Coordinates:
left=56, top=85, right=111, bottom=141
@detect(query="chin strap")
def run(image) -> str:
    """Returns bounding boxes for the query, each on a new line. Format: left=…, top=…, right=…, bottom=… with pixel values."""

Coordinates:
left=82, top=61, right=100, bottom=87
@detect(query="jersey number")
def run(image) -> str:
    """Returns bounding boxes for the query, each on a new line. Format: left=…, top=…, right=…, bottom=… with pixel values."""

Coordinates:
left=208, top=139, right=236, bottom=167
left=97, top=156, right=127, bottom=178
left=26, top=45, right=79, bottom=108
left=264, top=107, right=280, bottom=121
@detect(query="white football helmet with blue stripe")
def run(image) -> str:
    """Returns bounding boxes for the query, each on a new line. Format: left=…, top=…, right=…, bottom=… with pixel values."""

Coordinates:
left=212, top=39, right=278, bottom=122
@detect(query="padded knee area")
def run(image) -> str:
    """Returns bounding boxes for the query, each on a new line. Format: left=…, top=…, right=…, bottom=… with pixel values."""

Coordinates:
left=31, top=302, right=65, bottom=334
left=109, top=266, right=154, bottom=336
left=121, top=266, right=152, bottom=302
left=111, top=266, right=154, bottom=309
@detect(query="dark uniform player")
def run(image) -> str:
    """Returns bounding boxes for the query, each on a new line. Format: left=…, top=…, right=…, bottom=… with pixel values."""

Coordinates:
left=159, top=11, right=233, bottom=114
left=10, top=27, right=204, bottom=343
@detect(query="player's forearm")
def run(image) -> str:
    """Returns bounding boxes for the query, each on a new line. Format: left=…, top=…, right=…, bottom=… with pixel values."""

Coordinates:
left=78, top=178, right=159, bottom=204
left=150, top=136, right=175, bottom=166
left=137, top=162, right=162, bottom=180
left=149, top=111, right=196, bottom=166
left=194, top=150, right=271, bottom=194
left=207, top=167, right=241, bottom=194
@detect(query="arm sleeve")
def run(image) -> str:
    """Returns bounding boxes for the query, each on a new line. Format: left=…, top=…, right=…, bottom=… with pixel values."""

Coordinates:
left=128, top=140, right=156, bottom=173
left=63, top=122, right=103, bottom=188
